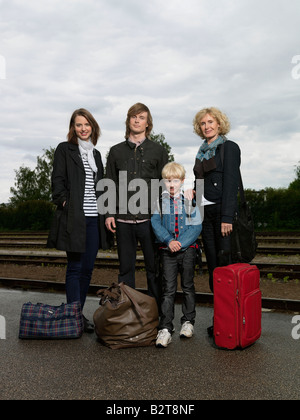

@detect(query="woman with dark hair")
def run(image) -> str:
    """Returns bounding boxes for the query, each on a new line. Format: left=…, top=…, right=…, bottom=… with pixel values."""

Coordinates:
left=47, top=108, right=108, bottom=333
left=192, top=107, right=241, bottom=293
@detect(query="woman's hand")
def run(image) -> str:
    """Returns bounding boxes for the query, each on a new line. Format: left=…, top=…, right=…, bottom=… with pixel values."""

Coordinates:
left=184, top=189, right=195, bottom=201
left=221, top=223, right=233, bottom=237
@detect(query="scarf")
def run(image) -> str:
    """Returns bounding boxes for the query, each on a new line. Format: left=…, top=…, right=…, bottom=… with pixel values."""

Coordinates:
left=196, top=136, right=226, bottom=162
left=78, top=138, right=98, bottom=173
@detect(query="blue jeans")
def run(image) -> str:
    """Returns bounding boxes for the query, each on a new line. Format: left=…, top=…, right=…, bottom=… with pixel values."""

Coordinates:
left=159, top=247, right=196, bottom=333
left=66, top=217, right=99, bottom=309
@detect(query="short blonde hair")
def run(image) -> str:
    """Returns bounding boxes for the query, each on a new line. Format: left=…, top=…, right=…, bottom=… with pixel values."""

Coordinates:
left=193, top=107, right=231, bottom=139
left=162, top=162, right=186, bottom=180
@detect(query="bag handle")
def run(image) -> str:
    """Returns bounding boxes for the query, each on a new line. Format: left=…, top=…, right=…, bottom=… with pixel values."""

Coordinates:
left=119, top=283, right=147, bottom=319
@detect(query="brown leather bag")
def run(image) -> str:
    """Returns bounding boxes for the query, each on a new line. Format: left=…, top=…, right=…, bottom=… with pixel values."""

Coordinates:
left=93, top=283, right=159, bottom=349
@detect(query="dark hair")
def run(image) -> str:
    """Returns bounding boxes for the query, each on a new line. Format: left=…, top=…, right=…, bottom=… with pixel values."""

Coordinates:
left=125, top=103, right=153, bottom=139
left=67, top=108, right=101, bottom=145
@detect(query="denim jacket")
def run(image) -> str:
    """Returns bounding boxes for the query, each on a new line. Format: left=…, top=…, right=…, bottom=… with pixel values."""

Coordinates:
left=151, top=191, right=202, bottom=251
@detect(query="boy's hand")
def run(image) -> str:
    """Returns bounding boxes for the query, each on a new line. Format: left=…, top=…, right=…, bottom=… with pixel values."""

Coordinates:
left=169, top=240, right=182, bottom=253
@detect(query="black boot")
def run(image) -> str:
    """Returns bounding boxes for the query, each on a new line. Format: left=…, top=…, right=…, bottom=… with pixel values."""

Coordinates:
left=83, top=315, right=94, bottom=333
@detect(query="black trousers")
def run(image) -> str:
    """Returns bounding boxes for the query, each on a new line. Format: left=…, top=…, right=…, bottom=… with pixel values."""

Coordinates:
left=116, top=220, right=160, bottom=304
left=159, top=248, right=196, bottom=333
left=202, top=204, right=232, bottom=292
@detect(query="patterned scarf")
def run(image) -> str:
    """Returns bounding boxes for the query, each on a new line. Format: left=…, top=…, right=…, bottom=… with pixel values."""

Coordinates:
left=196, top=136, right=226, bottom=162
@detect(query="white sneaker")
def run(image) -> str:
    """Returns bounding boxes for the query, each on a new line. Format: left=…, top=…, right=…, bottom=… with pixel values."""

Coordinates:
left=180, top=321, right=194, bottom=338
left=156, top=329, right=172, bottom=348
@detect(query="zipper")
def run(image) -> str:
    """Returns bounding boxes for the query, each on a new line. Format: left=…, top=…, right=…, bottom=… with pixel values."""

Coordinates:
left=238, top=267, right=260, bottom=346
left=236, top=286, right=241, bottom=347
left=241, top=289, right=261, bottom=341
left=228, top=267, right=240, bottom=348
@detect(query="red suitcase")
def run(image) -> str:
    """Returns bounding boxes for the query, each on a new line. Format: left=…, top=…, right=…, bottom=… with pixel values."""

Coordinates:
left=213, top=263, right=262, bottom=350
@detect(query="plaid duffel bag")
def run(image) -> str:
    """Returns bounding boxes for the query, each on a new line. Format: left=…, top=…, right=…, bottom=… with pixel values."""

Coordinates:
left=19, top=301, right=84, bottom=340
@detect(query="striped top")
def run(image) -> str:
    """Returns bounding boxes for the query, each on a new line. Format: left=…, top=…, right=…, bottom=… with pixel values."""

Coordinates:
left=173, top=198, right=179, bottom=239
left=81, top=153, right=98, bottom=217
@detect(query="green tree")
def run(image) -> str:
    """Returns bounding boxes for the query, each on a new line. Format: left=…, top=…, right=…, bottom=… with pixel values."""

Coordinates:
left=10, top=147, right=55, bottom=205
left=289, top=162, right=300, bottom=191
left=150, top=133, right=174, bottom=162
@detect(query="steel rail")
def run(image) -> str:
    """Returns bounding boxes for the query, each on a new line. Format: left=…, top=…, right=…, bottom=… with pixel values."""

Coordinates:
left=1, top=277, right=299, bottom=312
left=0, top=252, right=299, bottom=280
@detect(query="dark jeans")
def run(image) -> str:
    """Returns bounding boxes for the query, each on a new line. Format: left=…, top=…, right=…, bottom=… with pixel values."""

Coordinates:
left=116, top=220, right=160, bottom=303
left=202, top=204, right=232, bottom=292
left=159, top=247, right=196, bottom=333
left=66, top=217, right=99, bottom=309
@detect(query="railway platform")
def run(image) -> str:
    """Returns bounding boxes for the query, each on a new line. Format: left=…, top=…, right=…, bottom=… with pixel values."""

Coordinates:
left=0, top=287, right=299, bottom=401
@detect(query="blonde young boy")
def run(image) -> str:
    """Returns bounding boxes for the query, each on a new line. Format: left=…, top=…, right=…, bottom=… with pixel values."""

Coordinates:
left=151, top=163, right=202, bottom=348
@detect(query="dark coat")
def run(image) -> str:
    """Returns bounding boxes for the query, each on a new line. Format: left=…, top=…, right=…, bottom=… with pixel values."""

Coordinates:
left=194, top=140, right=241, bottom=224
left=47, top=142, right=112, bottom=253
left=105, top=138, right=169, bottom=221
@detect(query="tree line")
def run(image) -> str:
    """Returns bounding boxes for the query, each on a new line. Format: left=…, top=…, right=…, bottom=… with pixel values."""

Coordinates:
left=0, top=140, right=299, bottom=231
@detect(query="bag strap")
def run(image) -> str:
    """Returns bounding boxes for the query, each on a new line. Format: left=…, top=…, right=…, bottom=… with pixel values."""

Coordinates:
left=220, top=140, right=246, bottom=205
left=119, top=283, right=147, bottom=319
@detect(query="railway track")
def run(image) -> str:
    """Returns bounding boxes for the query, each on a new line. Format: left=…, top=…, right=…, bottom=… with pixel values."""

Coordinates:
left=0, top=231, right=299, bottom=312
left=0, top=231, right=300, bottom=278
left=0, top=250, right=299, bottom=280
left=0, top=276, right=299, bottom=312
left=1, top=235, right=300, bottom=255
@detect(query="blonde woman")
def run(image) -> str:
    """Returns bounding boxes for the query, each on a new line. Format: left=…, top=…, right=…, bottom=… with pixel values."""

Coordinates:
left=193, top=107, right=241, bottom=293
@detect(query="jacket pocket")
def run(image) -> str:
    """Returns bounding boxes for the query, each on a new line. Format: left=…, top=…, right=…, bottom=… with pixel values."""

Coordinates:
left=141, top=159, right=157, bottom=178
left=47, top=208, right=66, bottom=249
left=210, top=175, right=222, bottom=194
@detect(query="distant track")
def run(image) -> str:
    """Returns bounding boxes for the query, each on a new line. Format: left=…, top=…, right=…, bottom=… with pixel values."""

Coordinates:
left=1, top=243, right=299, bottom=255
left=0, top=277, right=299, bottom=312
left=0, top=231, right=299, bottom=312
left=0, top=231, right=299, bottom=280
left=0, top=251, right=299, bottom=280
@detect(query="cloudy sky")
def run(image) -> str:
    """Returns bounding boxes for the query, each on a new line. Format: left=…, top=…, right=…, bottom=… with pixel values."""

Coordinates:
left=0, top=0, right=299, bottom=203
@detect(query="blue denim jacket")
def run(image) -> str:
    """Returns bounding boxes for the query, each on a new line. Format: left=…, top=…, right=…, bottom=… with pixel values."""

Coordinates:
left=151, top=192, right=202, bottom=251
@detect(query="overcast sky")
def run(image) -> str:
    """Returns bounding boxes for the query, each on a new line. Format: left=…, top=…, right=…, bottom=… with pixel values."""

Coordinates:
left=0, top=0, right=299, bottom=203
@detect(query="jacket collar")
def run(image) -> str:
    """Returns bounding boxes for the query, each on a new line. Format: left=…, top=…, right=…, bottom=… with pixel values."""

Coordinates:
left=68, top=142, right=84, bottom=171
left=126, top=137, right=148, bottom=149
left=162, top=190, right=184, bottom=200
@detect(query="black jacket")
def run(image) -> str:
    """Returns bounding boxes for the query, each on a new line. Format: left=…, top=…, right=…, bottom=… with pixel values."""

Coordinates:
left=47, top=142, right=111, bottom=253
left=194, top=140, right=241, bottom=224
left=106, top=138, right=169, bottom=221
